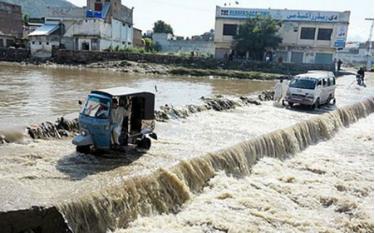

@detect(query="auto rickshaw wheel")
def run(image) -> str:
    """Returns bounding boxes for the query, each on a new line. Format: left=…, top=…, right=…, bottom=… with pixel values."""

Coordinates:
left=137, top=137, right=151, bottom=150
left=76, top=145, right=91, bottom=154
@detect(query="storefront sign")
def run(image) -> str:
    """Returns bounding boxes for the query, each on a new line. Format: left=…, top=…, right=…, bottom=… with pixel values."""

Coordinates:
left=334, top=39, right=346, bottom=48
left=217, top=7, right=349, bottom=23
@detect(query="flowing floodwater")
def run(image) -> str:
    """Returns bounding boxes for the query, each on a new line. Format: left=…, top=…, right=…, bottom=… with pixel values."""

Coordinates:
left=117, top=115, right=374, bottom=233
left=0, top=63, right=273, bottom=128
left=0, top=68, right=373, bottom=233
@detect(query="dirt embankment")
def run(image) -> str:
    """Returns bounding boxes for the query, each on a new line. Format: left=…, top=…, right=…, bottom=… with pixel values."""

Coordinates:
left=85, top=60, right=283, bottom=80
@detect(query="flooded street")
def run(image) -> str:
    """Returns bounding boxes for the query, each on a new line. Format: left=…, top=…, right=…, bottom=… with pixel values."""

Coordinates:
left=0, top=63, right=273, bottom=127
left=0, top=67, right=373, bottom=233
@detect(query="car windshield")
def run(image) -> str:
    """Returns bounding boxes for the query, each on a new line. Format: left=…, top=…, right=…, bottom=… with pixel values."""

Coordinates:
left=81, top=96, right=110, bottom=119
left=289, top=78, right=317, bottom=90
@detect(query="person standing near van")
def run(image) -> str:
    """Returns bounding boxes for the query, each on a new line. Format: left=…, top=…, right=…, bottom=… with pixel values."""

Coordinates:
left=274, top=79, right=283, bottom=104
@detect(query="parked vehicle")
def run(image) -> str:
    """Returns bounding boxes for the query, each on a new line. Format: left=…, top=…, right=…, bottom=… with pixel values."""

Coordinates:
left=284, top=71, right=336, bottom=109
left=73, top=87, right=157, bottom=154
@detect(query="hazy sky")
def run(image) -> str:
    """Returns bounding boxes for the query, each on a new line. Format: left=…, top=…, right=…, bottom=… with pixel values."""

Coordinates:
left=67, top=0, right=373, bottom=41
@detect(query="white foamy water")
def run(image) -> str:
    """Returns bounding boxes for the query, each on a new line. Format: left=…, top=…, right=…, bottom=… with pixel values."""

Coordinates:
left=0, top=73, right=372, bottom=213
left=115, top=115, right=374, bottom=233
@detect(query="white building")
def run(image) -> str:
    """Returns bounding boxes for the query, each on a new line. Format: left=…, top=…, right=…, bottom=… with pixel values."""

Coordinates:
left=337, top=41, right=374, bottom=66
left=152, top=33, right=214, bottom=55
left=214, top=6, right=350, bottom=64
left=29, top=0, right=134, bottom=58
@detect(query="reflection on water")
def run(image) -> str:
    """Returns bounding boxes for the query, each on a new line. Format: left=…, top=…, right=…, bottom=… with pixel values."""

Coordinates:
left=0, top=64, right=273, bottom=127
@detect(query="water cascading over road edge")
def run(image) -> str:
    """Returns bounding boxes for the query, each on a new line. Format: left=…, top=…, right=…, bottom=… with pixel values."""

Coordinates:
left=0, top=97, right=373, bottom=233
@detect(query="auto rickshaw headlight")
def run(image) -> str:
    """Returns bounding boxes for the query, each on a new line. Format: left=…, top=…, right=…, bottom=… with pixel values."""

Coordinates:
left=80, top=129, right=87, bottom=136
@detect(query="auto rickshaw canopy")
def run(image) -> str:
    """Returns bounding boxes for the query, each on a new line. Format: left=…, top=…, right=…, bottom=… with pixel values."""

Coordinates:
left=91, top=87, right=155, bottom=120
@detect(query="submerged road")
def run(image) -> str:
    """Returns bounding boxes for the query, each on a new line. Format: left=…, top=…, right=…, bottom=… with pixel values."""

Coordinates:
left=0, top=72, right=373, bottom=233
left=0, top=72, right=372, bottom=212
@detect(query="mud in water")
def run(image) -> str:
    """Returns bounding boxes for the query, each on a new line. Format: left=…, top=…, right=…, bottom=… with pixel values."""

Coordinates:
left=0, top=73, right=373, bottom=233
left=117, top=116, right=373, bottom=233
left=0, top=63, right=273, bottom=128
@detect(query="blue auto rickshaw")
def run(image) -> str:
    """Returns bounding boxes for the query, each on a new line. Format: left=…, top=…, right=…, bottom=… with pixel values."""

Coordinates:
left=73, top=87, right=157, bottom=154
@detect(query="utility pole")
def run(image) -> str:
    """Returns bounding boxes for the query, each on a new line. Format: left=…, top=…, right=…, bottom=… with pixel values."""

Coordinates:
left=365, top=18, right=374, bottom=70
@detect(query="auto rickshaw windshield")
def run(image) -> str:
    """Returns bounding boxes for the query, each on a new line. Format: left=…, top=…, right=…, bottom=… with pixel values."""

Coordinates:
left=81, top=95, right=110, bottom=119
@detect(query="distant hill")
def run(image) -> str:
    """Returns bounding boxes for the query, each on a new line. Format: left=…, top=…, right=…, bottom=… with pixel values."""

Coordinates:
left=1, top=0, right=77, bottom=17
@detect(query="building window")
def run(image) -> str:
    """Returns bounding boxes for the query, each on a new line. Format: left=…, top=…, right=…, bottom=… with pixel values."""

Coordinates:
left=0, top=39, right=3, bottom=48
left=39, top=42, right=42, bottom=45
left=223, top=24, right=237, bottom=36
left=317, top=28, right=333, bottom=41
left=32, top=41, right=35, bottom=45
left=46, top=42, right=49, bottom=45
left=300, top=27, right=316, bottom=40
left=95, top=3, right=102, bottom=11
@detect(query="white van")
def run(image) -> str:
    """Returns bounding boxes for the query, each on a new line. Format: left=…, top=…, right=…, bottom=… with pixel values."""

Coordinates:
left=284, top=71, right=336, bottom=109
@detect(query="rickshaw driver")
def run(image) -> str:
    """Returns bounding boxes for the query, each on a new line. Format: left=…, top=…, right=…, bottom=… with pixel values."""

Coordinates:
left=111, top=98, right=127, bottom=145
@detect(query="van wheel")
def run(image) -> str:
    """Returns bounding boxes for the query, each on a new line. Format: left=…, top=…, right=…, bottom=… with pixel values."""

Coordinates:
left=312, top=98, right=320, bottom=110
left=288, top=102, right=294, bottom=107
left=137, top=137, right=151, bottom=150
left=76, top=145, right=91, bottom=154
left=327, top=95, right=333, bottom=104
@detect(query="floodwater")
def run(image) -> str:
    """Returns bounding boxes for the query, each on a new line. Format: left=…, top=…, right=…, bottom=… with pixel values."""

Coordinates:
left=0, top=67, right=373, bottom=233
left=119, top=115, right=374, bottom=233
left=0, top=63, right=273, bottom=128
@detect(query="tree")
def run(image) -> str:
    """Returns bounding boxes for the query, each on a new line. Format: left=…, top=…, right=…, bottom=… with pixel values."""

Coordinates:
left=233, top=16, right=282, bottom=60
left=143, top=38, right=161, bottom=52
left=153, top=20, right=174, bottom=35
left=22, top=14, right=29, bottom=25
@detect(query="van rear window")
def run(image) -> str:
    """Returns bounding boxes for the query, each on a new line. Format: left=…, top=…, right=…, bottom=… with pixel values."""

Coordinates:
left=289, top=79, right=317, bottom=90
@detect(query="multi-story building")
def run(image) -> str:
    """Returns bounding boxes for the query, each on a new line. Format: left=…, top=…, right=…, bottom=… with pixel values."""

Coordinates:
left=214, top=6, right=351, bottom=64
left=0, top=1, right=23, bottom=48
left=29, top=0, right=134, bottom=57
left=68, top=0, right=134, bottom=51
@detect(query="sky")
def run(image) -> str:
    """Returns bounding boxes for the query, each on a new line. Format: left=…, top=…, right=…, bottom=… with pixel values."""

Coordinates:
left=67, top=0, right=374, bottom=42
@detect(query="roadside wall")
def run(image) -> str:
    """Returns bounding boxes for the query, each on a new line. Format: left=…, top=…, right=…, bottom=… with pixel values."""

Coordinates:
left=54, top=49, right=335, bottom=74
left=0, top=48, right=30, bottom=62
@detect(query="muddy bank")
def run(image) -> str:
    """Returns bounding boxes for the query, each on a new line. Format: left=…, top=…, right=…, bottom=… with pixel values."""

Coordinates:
left=86, top=60, right=281, bottom=80
left=31, top=60, right=283, bottom=80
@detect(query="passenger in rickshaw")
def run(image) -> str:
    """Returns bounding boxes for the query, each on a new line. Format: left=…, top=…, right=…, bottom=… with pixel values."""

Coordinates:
left=111, top=98, right=129, bottom=145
